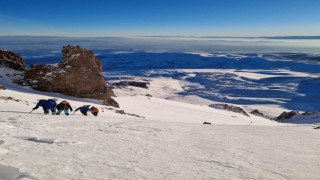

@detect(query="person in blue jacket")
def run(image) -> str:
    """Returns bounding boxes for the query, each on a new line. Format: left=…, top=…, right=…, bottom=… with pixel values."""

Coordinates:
left=32, top=98, right=57, bottom=115
left=74, top=105, right=99, bottom=116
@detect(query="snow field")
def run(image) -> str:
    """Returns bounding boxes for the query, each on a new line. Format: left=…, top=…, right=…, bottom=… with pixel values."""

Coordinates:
left=0, top=66, right=319, bottom=179
left=0, top=82, right=319, bottom=179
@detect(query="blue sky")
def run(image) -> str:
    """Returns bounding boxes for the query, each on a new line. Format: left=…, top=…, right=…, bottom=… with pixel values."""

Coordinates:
left=0, top=0, right=319, bottom=37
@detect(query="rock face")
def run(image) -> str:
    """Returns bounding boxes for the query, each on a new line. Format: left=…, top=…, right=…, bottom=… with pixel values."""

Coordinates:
left=24, top=45, right=118, bottom=107
left=0, top=85, right=6, bottom=90
left=0, top=49, right=26, bottom=71
left=210, top=103, right=250, bottom=117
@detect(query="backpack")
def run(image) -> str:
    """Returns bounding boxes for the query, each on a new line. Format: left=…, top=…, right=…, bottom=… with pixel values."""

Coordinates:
left=47, top=99, right=57, bottom=107
left=90, top=107, right=99, bottom=113
left=61, top=100, right=68, bottom=104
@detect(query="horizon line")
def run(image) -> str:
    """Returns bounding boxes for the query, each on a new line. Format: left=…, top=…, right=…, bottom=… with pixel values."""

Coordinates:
left=1, top=35, right=320, bottom=39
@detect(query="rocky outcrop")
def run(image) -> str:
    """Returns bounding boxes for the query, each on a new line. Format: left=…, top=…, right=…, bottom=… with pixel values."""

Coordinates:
left=250, top=109, right=273, bottom=119
left=0, top=85, right=6, bottom=90
left=210, top=103, right=249, bottom=116
left=275, top=111, right=299, bottom=121
left=113, top=81, right=150, bottom=89
left=24, top=45, right=118, bottom=107
left=250, top=109, right=264, bottom=117
left=275, top=110, right=320, bottom=123
left=0, top=49, right=26, bottom=71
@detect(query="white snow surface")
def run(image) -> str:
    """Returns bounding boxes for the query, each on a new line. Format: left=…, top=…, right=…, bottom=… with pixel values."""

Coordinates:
left=0, top=68, right=320, bottom=179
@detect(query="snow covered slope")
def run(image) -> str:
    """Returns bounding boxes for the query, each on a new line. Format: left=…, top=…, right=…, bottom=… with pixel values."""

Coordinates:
left=1, top=68, right=320, bottom=179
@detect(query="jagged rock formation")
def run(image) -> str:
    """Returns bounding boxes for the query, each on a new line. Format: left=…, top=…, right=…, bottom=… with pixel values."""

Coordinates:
left=275, top=111, right=299, bottom=121
left=24, top=45, right=119, bottom=107
left=210, top=103, right=250, bottom=116
left=250, top=109, right=273, bottom=119
left=0, top=49, right=26, bottom=71
left=250, top=109, right=264, bottom=117
left=275, top=110, right=320, bottom=123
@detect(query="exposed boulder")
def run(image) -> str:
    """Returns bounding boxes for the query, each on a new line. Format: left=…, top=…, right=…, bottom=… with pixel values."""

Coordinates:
left=210, top=103, right=250, bottom=116
left=275, top=111, right=299, bottom=121
left=24, top=45, right=118, bottom=107
left=0, top=49, right=26, bottom=71
left=0, top=85, right=5, bottom=90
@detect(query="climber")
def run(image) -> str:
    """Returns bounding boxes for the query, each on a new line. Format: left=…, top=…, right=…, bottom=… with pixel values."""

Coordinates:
left=56, top=100, right=73, bottom=116
left=31, top=98, right=58, bottom=115
left=74, top=105, right=99, bottom=116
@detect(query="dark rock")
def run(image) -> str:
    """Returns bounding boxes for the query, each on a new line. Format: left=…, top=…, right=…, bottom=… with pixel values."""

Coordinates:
left=25, top=137, right=55, bottom=144
left=115, top=110, right=144, bottom=118
left=210, top=104, right=250, bottom=117
left=250, top=109, right=264, bottom=116
left=24, top=45, right=118, bottom=107
left=0, top=85, right=5, bottom=90
left=146, top=94, right=152, bottom=97
left=115, top=110, right=125, bottom=114
left=314, top=126, right=320, bottom=129
left=0, top=49, right=26, bottom=71
left=113, top=81, right=149, bottom=89
left=302, top=112, right=316, bottom=116
left=275, top=111, right=299, bottom=121
left=203, top=122, right=212, bottom=125
left=103, top=98, right=119, bottom=108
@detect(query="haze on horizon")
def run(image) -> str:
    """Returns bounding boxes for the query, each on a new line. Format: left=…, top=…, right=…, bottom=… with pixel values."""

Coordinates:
left=0, top=0, right=319, bottom=37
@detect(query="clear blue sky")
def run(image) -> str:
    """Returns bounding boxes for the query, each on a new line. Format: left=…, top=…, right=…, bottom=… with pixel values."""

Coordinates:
left=0, top=0, right=319, bottom=37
